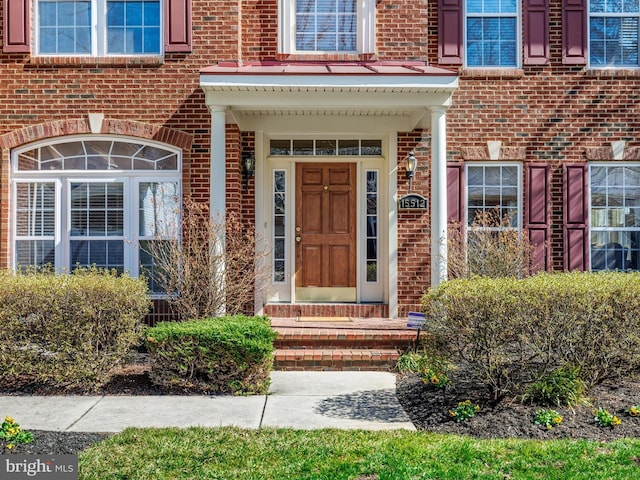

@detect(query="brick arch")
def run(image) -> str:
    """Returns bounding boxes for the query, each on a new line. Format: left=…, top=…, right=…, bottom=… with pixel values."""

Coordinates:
left=0, top=117, right=192, bottom=151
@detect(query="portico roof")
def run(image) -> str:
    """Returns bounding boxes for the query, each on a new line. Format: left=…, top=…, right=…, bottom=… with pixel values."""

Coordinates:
left=199, top=61, right=458, bottom=131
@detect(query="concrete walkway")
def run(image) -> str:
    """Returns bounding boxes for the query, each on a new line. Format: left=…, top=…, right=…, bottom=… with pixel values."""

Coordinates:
left=0, top=372, right=415, bottom=433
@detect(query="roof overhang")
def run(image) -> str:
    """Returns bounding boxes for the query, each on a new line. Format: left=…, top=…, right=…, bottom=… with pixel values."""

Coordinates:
left=199, top=61, right=459, bottom=132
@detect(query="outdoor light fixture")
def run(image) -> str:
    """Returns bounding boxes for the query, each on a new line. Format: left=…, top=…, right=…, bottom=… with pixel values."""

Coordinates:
left=243, top=155, right=255, bottom=192
left=405, top=151, right=417, bottom=190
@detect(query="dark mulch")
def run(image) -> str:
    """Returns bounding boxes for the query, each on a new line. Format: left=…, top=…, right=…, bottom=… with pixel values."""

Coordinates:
left=3, top=355, right=640, bottom=455
left=396, top=367, right=640, bottom=442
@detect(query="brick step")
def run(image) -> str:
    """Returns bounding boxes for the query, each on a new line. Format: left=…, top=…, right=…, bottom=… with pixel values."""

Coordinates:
left=274, top=348, right=401, bottom=371
left=274, top=327, right=416, bottom=350
left=264, top=303, right=389, bottom=318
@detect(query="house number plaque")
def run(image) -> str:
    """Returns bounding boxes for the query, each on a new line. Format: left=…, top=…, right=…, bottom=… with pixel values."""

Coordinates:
left=398, top=193, right=428, bottom=211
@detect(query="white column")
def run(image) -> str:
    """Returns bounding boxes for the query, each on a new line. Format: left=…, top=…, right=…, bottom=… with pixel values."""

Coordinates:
left=210, top=105, right=227, bottom=220
left=430, top=106, right=448, bottom=287
left=210, top=105, right=227, bottom=315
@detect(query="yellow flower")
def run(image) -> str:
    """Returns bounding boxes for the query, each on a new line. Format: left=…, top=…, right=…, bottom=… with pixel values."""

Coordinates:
left=6, top=444, right=14, bottom=450
left=613, top=416, right=622, bottom=426
left=4, top=416, right=14, bottom=424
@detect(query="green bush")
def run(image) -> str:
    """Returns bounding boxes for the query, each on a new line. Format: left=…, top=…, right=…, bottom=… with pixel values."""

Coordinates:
left=523, top=365, right=587, bottom=408
left=0, top=267, right=150, bottom=391
left=423, top=271, right=640, bottom=401
left=145, top=315, right=277, bottom=395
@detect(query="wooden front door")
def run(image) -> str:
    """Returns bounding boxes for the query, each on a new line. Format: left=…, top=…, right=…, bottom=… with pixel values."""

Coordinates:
left=295, top=163, right=357, bottom=302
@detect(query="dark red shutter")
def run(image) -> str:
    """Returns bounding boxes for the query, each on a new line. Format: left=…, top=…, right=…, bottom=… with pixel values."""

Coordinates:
left=447, top=163, right=464, bottom=224
left=523, top=0, right=549, bottom=65
left=165, top=0, right=192, bottom=52
left=3, top=0, right=30, bottom=53
left=562, top=0, right=587, bottom=65
left=525, top=163, right=550, bottom=272
left=438, top=0, right=463, bottom=65
left=563, top=163, right=589, bottom=271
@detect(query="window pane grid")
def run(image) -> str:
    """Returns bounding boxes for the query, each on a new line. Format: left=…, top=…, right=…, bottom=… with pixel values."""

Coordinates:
left=16, top=139, right=178, bottom=171
left=590, top=2, right=640, bottom=66
left=365, top=170, right=378, bottom=283
left=591, top=165, right=640, bottom=271
left=15, top=182, right=56, bottom=269
left=466, top=0, right=518, bottom=67
left=467, top=165, right=520, bottom=230
left=38, top=0, right=160, bottom=56
left=273, top=170, right=287, bottom=283
left=295, top=0, right=357, bottom=51
left=269, top=139, right=382, bottom=156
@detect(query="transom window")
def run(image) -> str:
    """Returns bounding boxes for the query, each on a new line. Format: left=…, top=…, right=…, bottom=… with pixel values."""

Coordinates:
left=12, top=138, right=180, bottom=294
left=270, top=139, right=382, bottom=156
left=590, top=165, right=640, bottom=271
left=36, top=0, right=161, bottom=56
left=466, top=164, right=521, bottom=229
left=279, top=0, right=375, bottom=54
left=589, top=0, right=640, bottom=67
left=466, top=0, right=519, bottom=67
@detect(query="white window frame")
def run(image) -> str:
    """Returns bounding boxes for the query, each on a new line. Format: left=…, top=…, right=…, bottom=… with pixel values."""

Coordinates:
left=464, top=0, right=521, bottom=68
left=11, top=137, right=181, bottom=296
left=465, top=162, right=523, bottom=232
left=34, top=0, right=164, bottom=57
left=278, top=0, right=375, bottom=54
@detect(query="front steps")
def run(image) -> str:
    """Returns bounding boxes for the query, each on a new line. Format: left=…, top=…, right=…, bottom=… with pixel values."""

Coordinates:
left=271, top=317, right=417, bottom=371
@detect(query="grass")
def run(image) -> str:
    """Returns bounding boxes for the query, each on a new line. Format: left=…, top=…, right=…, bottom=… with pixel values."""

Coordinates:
left=79, top=427, right=640, bottom=479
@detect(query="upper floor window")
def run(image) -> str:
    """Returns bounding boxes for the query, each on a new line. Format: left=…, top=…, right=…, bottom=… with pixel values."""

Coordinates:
left=37, top=0, right=161, bottom=55
left=589, top=0, right=639, bottom=67
left=465, top=0, right=519, bottom=67
left=279, top=0, right=375, bottom=54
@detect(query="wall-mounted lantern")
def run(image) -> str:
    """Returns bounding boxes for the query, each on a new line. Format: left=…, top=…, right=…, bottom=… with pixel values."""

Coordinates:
left=243, top=156, right=255, bottom=192
left=405, top=151, right=418, bottom=191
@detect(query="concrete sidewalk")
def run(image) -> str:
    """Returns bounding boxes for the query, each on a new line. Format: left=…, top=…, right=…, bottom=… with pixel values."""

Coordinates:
left=0, top=371, right=415, bottom=432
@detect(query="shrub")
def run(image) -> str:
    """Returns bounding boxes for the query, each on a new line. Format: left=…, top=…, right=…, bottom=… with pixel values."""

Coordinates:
left=423, top=271, right=640, bottom=401
left=142, top=197, right=272, bottom=320
left=523, top=365, right=587, bottom=408
left=447, top=210, right=537, bottom=280
left=0, top=268, right=150, bottom=391
left=145, top=315, right=277, bottom=395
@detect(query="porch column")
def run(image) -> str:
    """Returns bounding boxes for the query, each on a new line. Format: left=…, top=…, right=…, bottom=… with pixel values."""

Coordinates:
left=210, top=105, right=227, bottom=219
left=430, top=106, right=448, bottom=287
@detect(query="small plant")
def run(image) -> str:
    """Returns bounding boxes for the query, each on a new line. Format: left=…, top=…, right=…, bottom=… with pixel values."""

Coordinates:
left=449, top=400, right=480, bottom=423
left=593, top=408, right=622, bottom=427
left=629, top=405, right=640, bottom=417
left=524, top=365, right=587, bottom=408
left=396, top=351, right=451, bottom=388
left=0, top=416, right=33, bottom=450
left=533, top=409, right=563, bottom=430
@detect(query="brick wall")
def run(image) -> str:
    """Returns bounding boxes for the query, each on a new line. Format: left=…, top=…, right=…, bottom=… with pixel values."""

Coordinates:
left=2, top=0, right=640, bottom=315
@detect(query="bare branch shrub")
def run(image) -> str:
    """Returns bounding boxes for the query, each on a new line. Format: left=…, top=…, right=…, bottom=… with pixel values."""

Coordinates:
left=143, top=197, right=271, bottom=321
left=448, top=209, right=537, bottom=279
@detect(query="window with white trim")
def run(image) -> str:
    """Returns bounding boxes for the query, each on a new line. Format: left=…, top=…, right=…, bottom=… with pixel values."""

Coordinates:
left=465, top=0, right=519, bottom=67
left=12, top=138, right=180, bottom=294
left=466, top=164, right=521, bottom=230
left=589, top=0, right=640, bottom=67
left=590, top=164, right=640, bottom=271
left=278, top=0, right=375, bottom=54
left=36, top=0, right=161, bottom=55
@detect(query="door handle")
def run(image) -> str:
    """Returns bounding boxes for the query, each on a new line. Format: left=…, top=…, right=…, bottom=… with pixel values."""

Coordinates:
left=296, top=236, right=301, bottom=243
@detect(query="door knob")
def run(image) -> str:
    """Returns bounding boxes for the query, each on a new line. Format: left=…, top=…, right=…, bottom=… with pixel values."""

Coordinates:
left=295, top=236, right=301, bottom=242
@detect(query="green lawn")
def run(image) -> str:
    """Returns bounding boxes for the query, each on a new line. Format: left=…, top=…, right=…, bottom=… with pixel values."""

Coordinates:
left=79, top=427, right=640, bottom=479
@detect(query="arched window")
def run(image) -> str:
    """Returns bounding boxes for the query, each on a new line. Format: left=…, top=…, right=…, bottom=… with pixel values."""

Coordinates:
left=12, top=137, right=181, bottom=294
